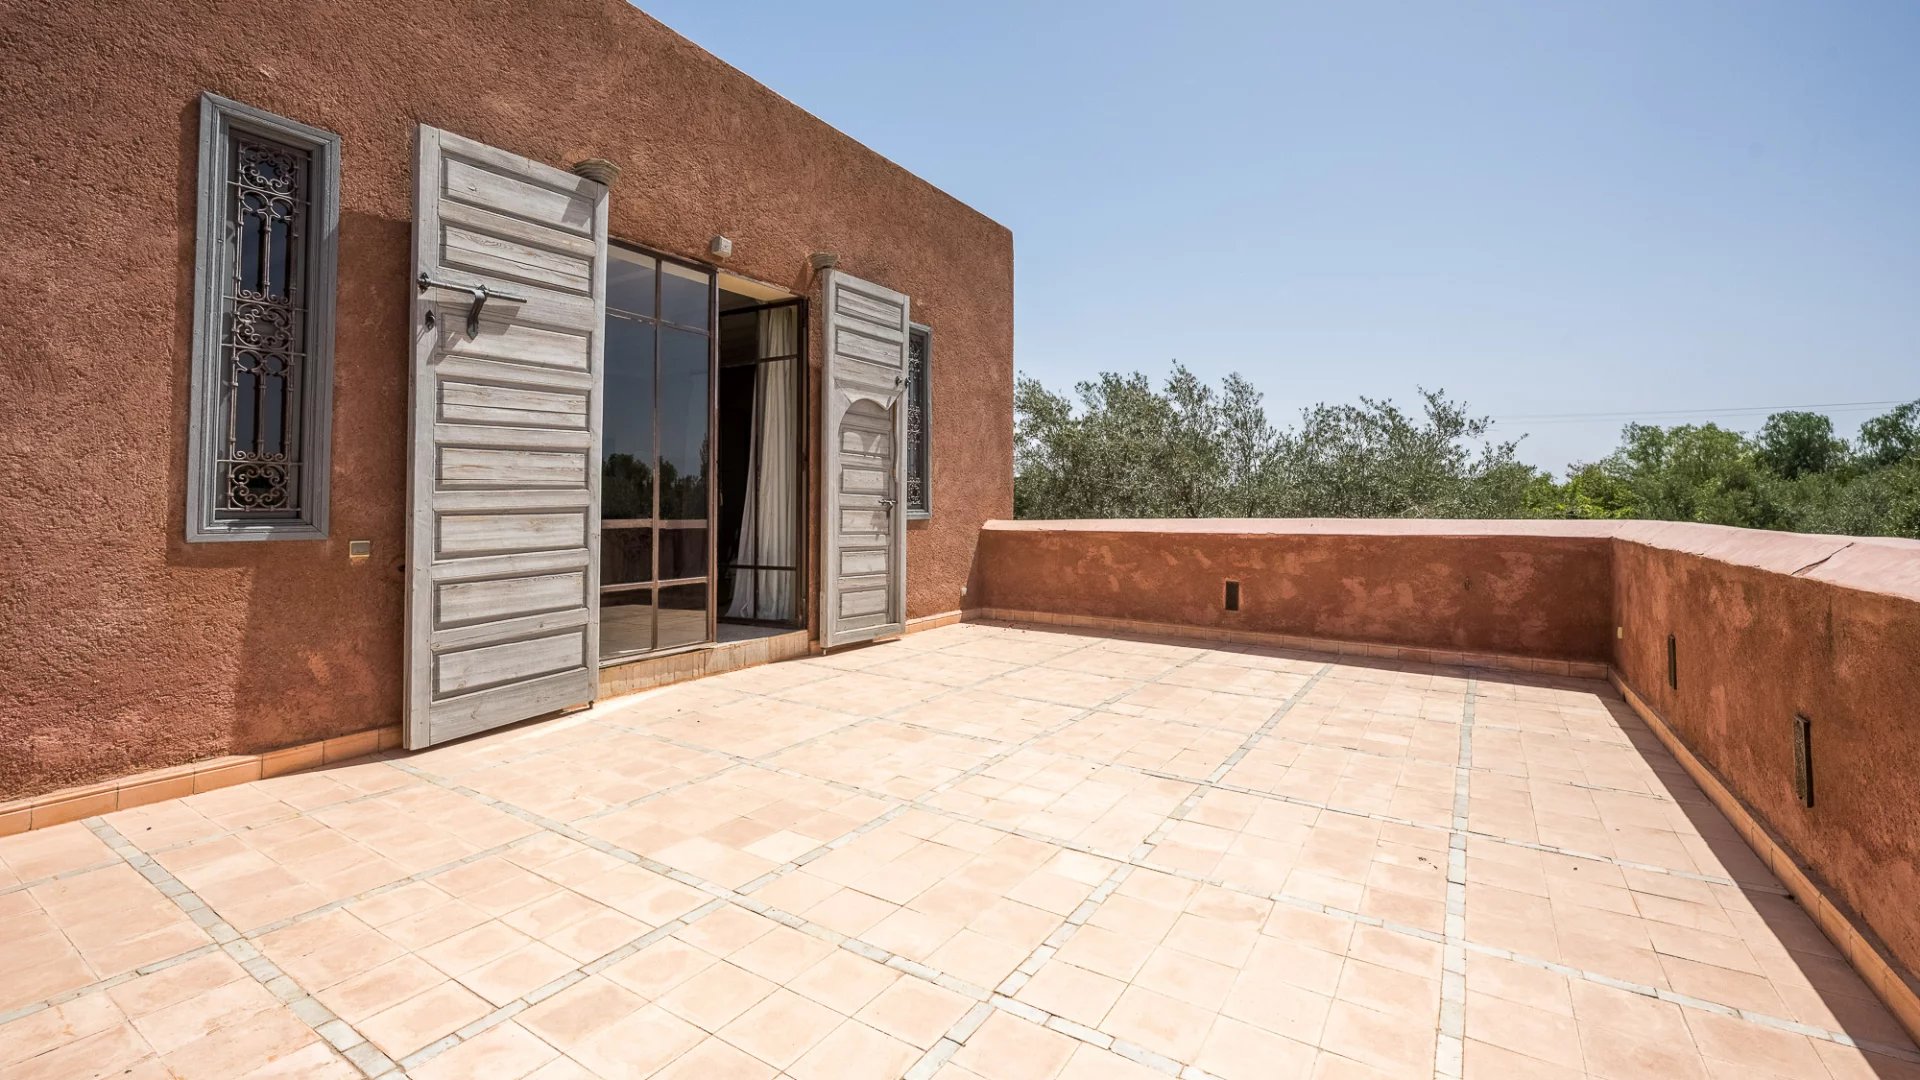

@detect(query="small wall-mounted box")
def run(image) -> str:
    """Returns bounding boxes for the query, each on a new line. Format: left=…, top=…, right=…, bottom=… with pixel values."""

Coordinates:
left=348, top=540, right=372, bottom=562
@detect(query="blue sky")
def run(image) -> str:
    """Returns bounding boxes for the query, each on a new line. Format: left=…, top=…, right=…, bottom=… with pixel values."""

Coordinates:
left=641, top=0, right=1920, bottom=473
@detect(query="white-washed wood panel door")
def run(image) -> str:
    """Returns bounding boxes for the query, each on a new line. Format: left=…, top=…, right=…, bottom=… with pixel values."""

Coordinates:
left=404, top=126, right=609, bottom=749
left=820, top=269, right=909, bottom=648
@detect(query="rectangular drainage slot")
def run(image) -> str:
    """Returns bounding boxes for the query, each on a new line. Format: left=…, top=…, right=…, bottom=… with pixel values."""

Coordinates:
left=1667, top=634, right=1678, bottom=690
left=1223, top=580, right=1241, bottom=612
left=1794, top=714, right=1814, bottom=807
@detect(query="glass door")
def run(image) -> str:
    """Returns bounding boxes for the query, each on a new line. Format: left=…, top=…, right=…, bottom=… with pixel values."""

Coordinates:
left=600, top=245, right=715, bottom=661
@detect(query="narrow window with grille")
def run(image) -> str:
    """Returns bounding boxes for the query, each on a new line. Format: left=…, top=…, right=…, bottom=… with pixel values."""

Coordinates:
left=186, top=94, right=340, bottom=541
left=906, top=323, right=932, bottom=518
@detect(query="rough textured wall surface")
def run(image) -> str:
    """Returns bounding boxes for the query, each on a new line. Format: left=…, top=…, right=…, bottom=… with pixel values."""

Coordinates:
left=1609, top=524, right=1920, bottom=977
left=0, top=0, right=1012, bottom=797
left=972, top=520, right=1618, bottom=661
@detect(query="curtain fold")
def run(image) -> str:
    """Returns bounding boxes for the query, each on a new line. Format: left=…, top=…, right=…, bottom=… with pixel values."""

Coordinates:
left=725, top=305, right=798, bottom=621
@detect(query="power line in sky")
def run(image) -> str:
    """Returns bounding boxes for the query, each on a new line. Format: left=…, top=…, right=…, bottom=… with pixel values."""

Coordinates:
left=1488, top=397, right=1914, bottom=427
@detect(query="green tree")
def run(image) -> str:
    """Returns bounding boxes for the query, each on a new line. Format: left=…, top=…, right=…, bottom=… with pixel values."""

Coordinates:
left=1014, top=368, right=1539, bottom=520
left=1601, top=423, right=1786, bottom=528
left=1527, top=461, right=1637, bottom=519
left=1266, top=390, right=1540, bottom=518
left=1755, top=411, right=1848, bottom=479
left=1014, top=372, right=1920, bottom=540
left=1857, top=402, right=1920, bottom=469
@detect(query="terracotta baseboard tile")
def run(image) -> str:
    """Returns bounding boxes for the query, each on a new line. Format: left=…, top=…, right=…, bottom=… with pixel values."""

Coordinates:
left=2, top=723, right=409, bottom=836
left=193, top=758, right=262, bottom=794
left=261, top=743, right=325, bottom=778
left=906, top=609, right=967, bottom=633
left=322, top=730, right=381, bottom=764
left=118, top=774, right=195, bottom=809
left=1609, top=670, right=1920, bottom=1047
left=31, top=788, right=119, bottom=828
left=965, top=610, right=1604, bottom=684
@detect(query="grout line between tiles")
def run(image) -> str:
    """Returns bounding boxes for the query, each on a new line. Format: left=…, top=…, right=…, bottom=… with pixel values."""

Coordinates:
left=1434, top=677, right=1476, bottom=1080
left=0, top=857, right=127, bottom=898
left=80, top=818, right=398, bottom=1078
left=7, top=625, right=1902, bottom=1077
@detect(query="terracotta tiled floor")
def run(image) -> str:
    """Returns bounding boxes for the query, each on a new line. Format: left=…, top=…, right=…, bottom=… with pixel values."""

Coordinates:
left=3, top=621, right=1917, bottom=1079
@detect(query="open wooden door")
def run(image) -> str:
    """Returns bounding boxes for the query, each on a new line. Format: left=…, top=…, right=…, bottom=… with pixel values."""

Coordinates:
left=819, top=269, right=909, bottom=648
left=404, top=126, right=608, bottom=749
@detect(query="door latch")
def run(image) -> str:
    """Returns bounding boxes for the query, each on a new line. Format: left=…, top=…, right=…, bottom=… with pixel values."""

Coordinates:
left=418, top=272, right=529, bottom=337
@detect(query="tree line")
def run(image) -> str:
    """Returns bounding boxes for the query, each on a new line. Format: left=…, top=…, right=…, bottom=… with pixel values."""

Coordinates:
left=1013, top=366, right=1920, bottom=539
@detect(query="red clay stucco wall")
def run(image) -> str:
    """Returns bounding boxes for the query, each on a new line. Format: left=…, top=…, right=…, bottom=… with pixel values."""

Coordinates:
left=1609, top=524, right=1920, bottom=977
left=0, top=0, right=1012, bottom=798
left=972, top=520, right=1617, bottom=661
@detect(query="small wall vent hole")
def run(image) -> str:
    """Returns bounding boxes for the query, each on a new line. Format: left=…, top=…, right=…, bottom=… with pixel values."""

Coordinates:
left=1223, top=580, right=1241, bottom=612
left=1793, top=714, right=1814, bottom=808
left=1667, top=634, right=1678, bottom=690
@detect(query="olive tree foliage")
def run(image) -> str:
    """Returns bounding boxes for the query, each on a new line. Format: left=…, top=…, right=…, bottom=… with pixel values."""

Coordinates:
left=1013, top=365, right=1920, bottom=539
left=1530, top=408, right=1920, bottom=539
left=1013, top=365, right=1536, bottom=519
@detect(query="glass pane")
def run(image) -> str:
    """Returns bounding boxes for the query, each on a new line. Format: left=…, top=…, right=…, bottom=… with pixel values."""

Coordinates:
left=241, top=217, right=264, bottom=294
left=235, top=369, right=258, bottom=449
left=608, top=248, right=656, bottom=318
left=602, top=527, right=653, bottom=586
left=657, top=327, right=709, bottom=521
left=756, top=569, right=796, bottom=623
left=657, top=582, right=708, bottom=650
left=600, top=588, right=654, bottom=658
left=260, top=373, right=285, bottom=455
left=659, top=526, right=707, bottom=580
left=269, top=218, right=293, bottom=298
left=603, top=315, right=655, bottom=520
left=660, top=261, right=710, bottom=329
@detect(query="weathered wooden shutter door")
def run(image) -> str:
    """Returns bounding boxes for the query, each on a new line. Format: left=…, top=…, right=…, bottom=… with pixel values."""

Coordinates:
left=404, top=126, right=608, bottom=749
left=820, top=270, right=909, bottom=648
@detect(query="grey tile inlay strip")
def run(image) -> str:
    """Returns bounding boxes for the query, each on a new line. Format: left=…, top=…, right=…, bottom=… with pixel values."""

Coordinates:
left=81, top=818, right=396, bottom=1078
left=1, top=627, right=1900, bottom=1078
left=1435, top=678, right=1477, bottom=1080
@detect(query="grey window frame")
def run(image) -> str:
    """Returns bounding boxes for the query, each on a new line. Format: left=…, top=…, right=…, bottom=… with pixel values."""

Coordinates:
left=185, top=92, right=341, bottom=542
left=906, top=322, right=932, bottom=520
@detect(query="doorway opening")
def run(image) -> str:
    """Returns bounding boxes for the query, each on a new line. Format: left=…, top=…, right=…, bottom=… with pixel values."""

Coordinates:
left=596, top=246, right=804, bottom=664
left=715, top=282, right=805, bottom=641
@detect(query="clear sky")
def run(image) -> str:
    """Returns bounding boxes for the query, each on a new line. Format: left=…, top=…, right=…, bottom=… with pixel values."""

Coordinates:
left=639, top=0, right=1920, bottom=473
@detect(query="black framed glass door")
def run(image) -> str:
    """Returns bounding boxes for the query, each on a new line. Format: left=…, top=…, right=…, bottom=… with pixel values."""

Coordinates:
left=600, top=245, right=715, bottom=660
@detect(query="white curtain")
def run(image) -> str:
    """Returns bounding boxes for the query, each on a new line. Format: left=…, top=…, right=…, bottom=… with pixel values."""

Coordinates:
left=725, top=305, right=798, bottom=621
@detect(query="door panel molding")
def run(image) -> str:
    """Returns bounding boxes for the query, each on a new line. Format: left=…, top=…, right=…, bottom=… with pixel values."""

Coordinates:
left=820, top=270, right=908, bottom=649
left=405, top=126, right=609, bottom=749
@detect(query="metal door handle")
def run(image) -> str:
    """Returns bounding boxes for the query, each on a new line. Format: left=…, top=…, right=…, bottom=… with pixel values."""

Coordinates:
left=418, top=272, right=528, bottom=337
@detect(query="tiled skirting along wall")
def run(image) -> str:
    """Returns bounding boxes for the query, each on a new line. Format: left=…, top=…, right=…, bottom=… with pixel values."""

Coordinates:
left=0, top=727, right=404, bottom=836
left=0, top=617, right=969, bottom=838
left=1611, top=673, right=1920, bottom=1044
left=968, top=607, right=1610, bottom=680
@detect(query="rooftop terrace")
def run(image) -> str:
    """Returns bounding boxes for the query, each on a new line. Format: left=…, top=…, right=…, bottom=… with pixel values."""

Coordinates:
left=4, top=608, right=1918, bottom=1079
